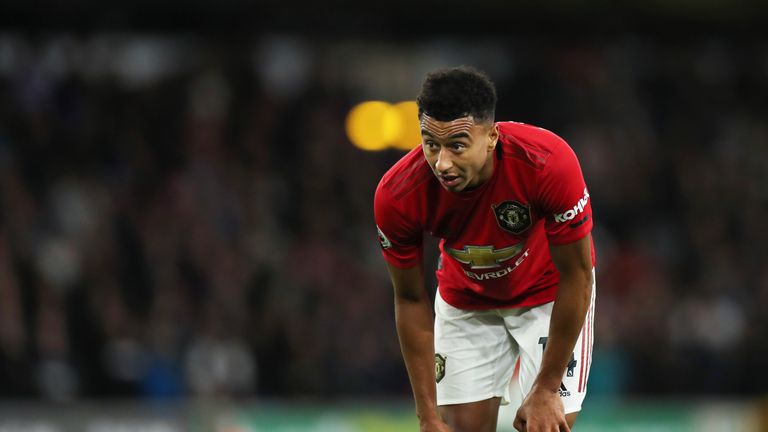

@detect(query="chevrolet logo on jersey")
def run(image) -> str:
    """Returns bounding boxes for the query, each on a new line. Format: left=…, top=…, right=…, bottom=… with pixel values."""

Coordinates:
left=446, top=244, right=524, bottom=269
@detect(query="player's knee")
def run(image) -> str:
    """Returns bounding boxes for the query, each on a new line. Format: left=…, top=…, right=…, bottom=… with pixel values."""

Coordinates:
left=566, top=411, right=580, bottom=428
left=444, top=417, right=496, bottom=432
left=440, top=406, right=497, bottom=432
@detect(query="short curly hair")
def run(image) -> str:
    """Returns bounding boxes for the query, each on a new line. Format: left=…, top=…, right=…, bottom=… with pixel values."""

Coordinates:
left=416, top=66, right=497, bottom=123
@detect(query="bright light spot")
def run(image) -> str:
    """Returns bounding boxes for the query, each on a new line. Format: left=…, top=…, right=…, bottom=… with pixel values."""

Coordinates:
left=391, top=101, right=421, bottom=151
left=346, top=100, right=421, bottom=151
left=346, top=101, right=402, bottom=151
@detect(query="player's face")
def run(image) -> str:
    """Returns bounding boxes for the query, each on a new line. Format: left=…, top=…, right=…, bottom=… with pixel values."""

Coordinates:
left=420, top=114, right=499, bottom=193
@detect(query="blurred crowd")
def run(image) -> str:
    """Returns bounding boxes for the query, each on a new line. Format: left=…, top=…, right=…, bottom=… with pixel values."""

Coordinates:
left=0, top=34, right=766, bottom=401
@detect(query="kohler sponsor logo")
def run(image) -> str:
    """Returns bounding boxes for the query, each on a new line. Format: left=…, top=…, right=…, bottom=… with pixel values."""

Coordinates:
left=554, top=188, right=590, bottom=223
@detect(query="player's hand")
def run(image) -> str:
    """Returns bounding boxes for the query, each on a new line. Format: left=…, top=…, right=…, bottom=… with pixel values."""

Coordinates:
left=419, top=417, right=452, bottom=432
left=513, top=385, right=570, bottom=432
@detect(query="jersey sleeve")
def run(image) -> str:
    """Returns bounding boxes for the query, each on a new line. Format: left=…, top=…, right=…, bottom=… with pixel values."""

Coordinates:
left=536, top=142, right=593, bottom=245
left=373, top=181, right=423, bottom=268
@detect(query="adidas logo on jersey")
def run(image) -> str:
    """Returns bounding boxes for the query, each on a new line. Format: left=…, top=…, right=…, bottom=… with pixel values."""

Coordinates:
left=554, top=188, right=590, bottom=223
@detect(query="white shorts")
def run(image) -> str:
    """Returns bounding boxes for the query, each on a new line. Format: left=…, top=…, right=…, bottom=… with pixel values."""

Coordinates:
left=434, top=271, right=596, bottom=414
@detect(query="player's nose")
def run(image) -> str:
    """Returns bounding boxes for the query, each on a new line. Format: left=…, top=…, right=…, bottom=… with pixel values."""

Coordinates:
left=435, top=148, right=453, bottom=172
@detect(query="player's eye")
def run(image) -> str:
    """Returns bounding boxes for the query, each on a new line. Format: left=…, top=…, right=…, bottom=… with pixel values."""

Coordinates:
left=450, top=142, right=466, bottom=150
left=425, top=141, right=438, bottom=149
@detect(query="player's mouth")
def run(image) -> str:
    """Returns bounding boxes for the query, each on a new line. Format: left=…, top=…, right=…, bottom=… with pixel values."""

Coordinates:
left=439, top=174, right=462, bottom=187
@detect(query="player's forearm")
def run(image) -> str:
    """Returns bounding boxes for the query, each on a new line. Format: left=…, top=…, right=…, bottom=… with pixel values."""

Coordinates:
left=395, top=296, right=440, bottom=422
left=535, top=268, right=592, bottom=392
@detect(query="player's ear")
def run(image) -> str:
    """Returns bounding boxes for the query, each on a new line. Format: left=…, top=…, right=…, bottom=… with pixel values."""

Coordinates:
left=488, top=123, right=499, bottom=151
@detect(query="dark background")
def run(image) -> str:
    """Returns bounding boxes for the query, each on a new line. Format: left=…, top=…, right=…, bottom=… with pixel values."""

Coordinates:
left=0, top=1, right=766, bottom=402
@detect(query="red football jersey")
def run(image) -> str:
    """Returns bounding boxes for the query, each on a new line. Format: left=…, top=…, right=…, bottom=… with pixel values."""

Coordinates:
left=374, top=121, right=595, bottom=310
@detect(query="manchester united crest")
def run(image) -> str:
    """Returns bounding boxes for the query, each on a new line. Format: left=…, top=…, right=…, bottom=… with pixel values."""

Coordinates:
left=435, top=353, right=446, bottom=383
left=493, top=201, right=531, bottom=235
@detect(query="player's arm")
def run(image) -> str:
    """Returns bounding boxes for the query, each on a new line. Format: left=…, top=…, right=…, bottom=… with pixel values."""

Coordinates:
left=386, top=262, right=448, bottom=431
left=537, top=234, right=592, bottom=393
left=514, top=234, right=592, bottom=432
